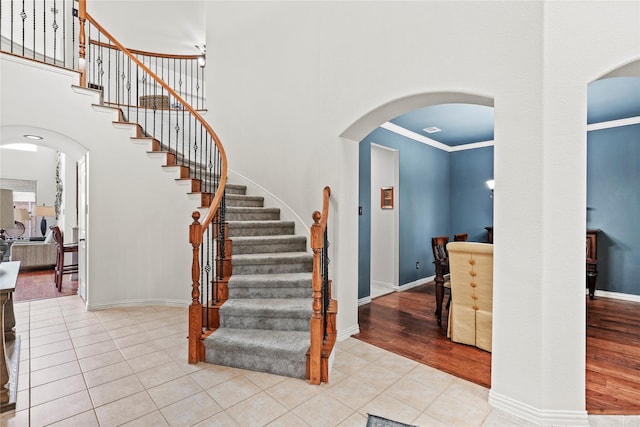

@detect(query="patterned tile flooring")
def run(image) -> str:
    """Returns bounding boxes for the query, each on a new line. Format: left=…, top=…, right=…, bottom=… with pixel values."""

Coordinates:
left=2, top=291, right=633, bottom=425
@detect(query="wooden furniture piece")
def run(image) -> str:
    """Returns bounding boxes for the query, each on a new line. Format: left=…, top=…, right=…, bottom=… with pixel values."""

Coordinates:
left=1, top=261, right=20, bottom=412
left=454, top=233, right=468, bottom=242
left=432, top=236, right=450, bottom=326
left=51, top=226, right=78, bottom=292
left=447, top=242, right=494, bottom=352
left=485, top=226, right=493, bottom=244
left=586, top=229, right=600, bottom=300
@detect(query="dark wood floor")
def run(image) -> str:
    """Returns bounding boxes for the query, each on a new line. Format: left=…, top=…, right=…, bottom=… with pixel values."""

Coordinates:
left=355, top=282, right=640, bottom=415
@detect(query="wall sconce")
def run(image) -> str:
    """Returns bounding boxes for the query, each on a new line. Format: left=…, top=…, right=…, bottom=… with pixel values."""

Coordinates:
left=196, top=44, right=206, bottom=68
left=486, top=179, right=495, bottom=198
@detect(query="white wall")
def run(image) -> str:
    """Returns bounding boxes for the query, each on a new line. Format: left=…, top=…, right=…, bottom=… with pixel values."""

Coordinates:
left=1, top=54, right=196, bottom=308
left=197, top=1, right=640, bottom=424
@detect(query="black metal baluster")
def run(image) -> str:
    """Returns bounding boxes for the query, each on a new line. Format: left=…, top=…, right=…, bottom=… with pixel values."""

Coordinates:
left=167, top=58, right=172, bottom=155
left=161, top=57, right=165, bottom=151
left=152, top=56, right=157, bottom=139
left=126, top=56, right=131, bottom=120
left=52, top=0, right=58, bottom=64
left=204, top=225, right=210, bottom=329
left=20, top=0, right=25, bottom=56
left=10, top=0, right=15, bottom=54
left=32, top=0, right=35, bottom=58
left=135, top=65, right=139, bottom=125
left=62, top=0, right=65, bottom=67
left=42, top=0, right=46, bottom=60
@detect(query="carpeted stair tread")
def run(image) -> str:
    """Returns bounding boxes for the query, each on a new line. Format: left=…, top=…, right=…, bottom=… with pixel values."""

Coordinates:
left=227, top=273, right=312, bottom=299
left=232, top=251, right=312, bottom=264
left=220, top=298, right=312, bottom=318
left=232, top=235, right=307, bottom=245
left=204, top=328, right=308, bottom=378
left=228, top=272, right=312, bottom=288
left=205, top=328, right=309, bottom=358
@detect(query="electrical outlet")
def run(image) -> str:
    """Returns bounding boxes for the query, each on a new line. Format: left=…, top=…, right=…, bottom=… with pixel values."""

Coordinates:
left=416, top=261, right=420, bottom=269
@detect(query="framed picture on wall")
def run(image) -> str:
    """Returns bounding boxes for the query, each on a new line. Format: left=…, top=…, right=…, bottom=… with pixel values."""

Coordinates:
left=380, top=187, right=394, bottom=209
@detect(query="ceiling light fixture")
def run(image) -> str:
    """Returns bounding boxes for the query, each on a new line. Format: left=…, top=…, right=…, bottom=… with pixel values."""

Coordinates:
left=23, top=134, right=43, bottom=140
left=422, top=127, right=442, bottom=134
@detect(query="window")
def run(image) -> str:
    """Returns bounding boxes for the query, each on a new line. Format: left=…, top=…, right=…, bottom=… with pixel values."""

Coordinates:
left=0, top=178, right=37, bottom=238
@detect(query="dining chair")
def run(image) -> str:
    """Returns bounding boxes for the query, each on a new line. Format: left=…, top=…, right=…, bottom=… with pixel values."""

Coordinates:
left=446, top=241, right=494, bottom=352
left=50, top=226, right=78, bottom=292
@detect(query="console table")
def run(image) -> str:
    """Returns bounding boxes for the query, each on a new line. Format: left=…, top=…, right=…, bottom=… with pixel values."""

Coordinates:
left=1, top=261, right=20, bottom=412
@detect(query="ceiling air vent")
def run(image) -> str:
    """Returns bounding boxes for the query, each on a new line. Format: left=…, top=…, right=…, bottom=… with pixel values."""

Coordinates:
left=422, top=126, right=442, bottom=134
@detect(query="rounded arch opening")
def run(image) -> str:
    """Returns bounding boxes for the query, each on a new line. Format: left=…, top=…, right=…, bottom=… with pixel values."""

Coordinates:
left=340, top=91, right=494, bottom=143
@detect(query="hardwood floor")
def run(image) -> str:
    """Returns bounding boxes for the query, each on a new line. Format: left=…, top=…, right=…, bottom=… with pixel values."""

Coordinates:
left=355, top=281, right=640, bottom=415
left=13, top=267, right=77, bottom=302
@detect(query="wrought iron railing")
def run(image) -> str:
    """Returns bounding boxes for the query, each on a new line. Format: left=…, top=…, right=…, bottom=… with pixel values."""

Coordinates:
left=0, top=0, right=78, bottom=68
left=76, top=11, right=227, bottom=363
left=1, top=0, right=228, bottom=364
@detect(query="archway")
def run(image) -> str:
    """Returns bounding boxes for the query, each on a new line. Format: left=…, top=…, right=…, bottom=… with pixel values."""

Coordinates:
left=1, top=125, right=89, bottom=299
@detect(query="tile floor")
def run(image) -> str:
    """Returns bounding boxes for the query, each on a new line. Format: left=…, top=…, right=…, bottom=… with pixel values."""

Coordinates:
left=0, top=295, right=633, bottom=427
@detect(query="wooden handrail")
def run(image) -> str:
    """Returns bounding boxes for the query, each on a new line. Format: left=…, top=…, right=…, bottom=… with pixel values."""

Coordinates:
left=309, top=186, right=331, bottom=384
left=89, top=39, right=201, bottom=60
left=82, top=12, right=227, bottom=230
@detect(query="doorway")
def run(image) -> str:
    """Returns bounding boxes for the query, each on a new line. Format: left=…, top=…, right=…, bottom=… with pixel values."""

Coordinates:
left=370, top=143, right=399, bottom=298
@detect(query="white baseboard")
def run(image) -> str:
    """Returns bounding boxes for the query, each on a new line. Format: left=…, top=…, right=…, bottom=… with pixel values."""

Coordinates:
left=358, top=296, right=372, bottom=306
left=338, top=324, right=360, bottom=341
left=592, top=289, right=640, bottom=303
left=397, top=276, right=434, bottom=291
left=489, top=390, right=589, bottom=426
left=87, top=298, right=190, bottom=311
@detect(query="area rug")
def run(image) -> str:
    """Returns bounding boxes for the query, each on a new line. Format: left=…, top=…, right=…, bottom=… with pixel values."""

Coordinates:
left=366, top=414, right=417, bottom=427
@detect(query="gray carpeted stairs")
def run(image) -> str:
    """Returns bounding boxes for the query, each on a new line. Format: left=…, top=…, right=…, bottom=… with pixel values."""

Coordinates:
left=203, top=184, right=313, bottom=379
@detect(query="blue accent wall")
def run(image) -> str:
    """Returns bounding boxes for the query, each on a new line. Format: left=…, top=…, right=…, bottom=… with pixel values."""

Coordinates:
left=587, top=124, right=640, bottom=295
left=450, top=147, right=494, bottom=242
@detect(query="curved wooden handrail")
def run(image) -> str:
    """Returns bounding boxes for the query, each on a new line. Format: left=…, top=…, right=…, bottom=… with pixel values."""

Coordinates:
left=84, top=12, right=227, bottom=230
left=89, top=39, right=201, bottom=60
left=319, top=186, right=331, bottom=231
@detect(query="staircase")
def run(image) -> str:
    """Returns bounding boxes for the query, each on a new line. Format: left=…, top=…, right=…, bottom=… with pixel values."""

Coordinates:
left=203, top=188, right=314, bottom=379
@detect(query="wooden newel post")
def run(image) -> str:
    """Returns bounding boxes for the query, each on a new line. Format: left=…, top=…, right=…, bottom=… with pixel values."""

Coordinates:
left=78, top=0, right=87, bottom=87
left=188, top=211, right=203, bottom=363
left=309, top=210, right=323, bottom=384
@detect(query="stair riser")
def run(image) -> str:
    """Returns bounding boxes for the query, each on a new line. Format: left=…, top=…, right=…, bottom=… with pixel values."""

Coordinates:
left=220, top=316, right=309, bottom=332
left=226, top=211, right=280, bottom=221
left=228, top=225, right=294, bottom=237
left=206, top=350, right=306, bottom=379
left=232, top=262, right=313, bottom=275
left=232, top=241, right=307, bottom=255
left=228, top=287, right=310, bottom=299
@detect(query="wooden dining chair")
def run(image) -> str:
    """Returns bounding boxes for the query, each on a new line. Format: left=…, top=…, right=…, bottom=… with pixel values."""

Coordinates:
left=431, top=236, right=452, bottom=315
left=50, top=226, right=78, bottom=292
